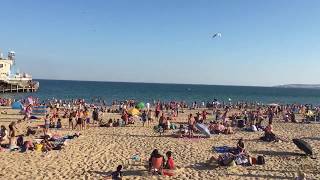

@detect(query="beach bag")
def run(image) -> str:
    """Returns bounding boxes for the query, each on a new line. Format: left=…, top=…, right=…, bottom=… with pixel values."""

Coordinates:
left=257, top=156, right=265, bottom=165
left=170, top=124, right=177, bottom=130
left=35, top=144, right=43, bottom=152
left=251, top=157, right=257, bottom=165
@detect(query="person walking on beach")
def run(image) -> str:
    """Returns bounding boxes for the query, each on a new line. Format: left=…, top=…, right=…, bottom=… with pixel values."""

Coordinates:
left=141, top=110, right=148, bottom=127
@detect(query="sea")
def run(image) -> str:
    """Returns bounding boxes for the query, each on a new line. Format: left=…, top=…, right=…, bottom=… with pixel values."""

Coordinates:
left=1, top=79, right=320, bottom=105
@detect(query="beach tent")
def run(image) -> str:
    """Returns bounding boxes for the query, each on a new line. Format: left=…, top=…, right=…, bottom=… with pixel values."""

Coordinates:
left=293, top=139, right=313, bottom=156
left=136, top=102, right=145, bottom=110
left=12, top=101, right=24, bottom=110
left=195, top=123, right=211, bottom=138
left=128, top=108, right=140, bottom=116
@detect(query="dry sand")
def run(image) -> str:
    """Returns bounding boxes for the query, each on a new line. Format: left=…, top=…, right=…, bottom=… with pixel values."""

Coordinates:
left=0, top=107, right=320, bottom=180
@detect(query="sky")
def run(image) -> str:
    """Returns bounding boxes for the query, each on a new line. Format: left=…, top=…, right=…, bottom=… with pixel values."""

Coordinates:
left=1, top=0, right=320, bottom=86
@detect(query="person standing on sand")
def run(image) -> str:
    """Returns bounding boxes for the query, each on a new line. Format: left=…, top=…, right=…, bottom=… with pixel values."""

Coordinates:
left=8, top=122, right=17, bottom=149
left=0, top=125, right=8, bottom=145
left=44, top=114, right=50, bottom=135
left=147, top=110, right=152, bottom=123
left=68, top=110, right=74, bottom=130
left=141, top=110, right=147, bottom=127
left=188, top=114, right=195, bottom=138
left=155, top=104, right=161, bottom=120
left=84, top=108, right=90, bottom=129
left=92, top=108, right=99, bottom=125
left=75, top=110, right=83, bottom=130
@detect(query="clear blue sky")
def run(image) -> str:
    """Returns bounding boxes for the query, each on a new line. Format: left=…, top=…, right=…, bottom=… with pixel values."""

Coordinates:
left=1, top=0, right=319, bottom=86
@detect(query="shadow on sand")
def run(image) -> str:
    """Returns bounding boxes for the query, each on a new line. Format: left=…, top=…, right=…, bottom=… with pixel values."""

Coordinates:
left=301, top=136, right=320, bottom=141
left=226, top=173, right=292, bottom=180
left=88, top=169, right=147, bottom=177
left=252, top=150, right=305, bottom=157
left=185, top=162, right=216, bottom=171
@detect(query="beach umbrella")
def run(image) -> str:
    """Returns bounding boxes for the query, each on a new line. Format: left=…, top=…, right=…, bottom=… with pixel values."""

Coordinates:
left=128, top=108, right=140, bottom=116
left=292, top=139, right=313, bottom=156
left=195, top=123, right=211, bottom=138
left=12, top=101, right=23, bottom=110
left=136, top=102, right=145, bottom=109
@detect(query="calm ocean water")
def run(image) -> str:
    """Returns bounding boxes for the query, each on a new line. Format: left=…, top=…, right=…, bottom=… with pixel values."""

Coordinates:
left=2, top=79, right=320, bottom=105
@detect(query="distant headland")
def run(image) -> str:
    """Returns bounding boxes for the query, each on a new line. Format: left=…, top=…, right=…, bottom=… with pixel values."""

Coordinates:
left=275, top=84, right=320, bottom=89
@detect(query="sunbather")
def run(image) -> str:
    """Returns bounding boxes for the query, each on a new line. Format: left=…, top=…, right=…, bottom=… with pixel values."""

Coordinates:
left=148, top=149, right=164, bottom=173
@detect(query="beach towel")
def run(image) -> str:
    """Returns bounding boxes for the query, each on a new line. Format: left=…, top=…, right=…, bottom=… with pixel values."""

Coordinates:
left=30, top=116, right=38, bottom=119
left=214, top=146, right=233, bottom=153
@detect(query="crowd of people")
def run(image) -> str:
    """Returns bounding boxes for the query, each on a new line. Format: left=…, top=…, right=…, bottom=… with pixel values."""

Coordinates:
left=0, top=97, right=319, bottom=179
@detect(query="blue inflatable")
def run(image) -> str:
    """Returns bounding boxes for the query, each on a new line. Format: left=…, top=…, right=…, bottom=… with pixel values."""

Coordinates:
left=12, top=102, right=23, bottom=110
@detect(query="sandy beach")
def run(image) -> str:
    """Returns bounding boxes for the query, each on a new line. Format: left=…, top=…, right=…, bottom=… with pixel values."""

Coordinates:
left=0, top=106, right=320, bottom=180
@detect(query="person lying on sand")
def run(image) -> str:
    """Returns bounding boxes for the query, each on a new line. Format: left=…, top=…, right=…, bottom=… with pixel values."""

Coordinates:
left=209, top=153, right=235, bottom=166
left=41, top=136, right=54, bottom=152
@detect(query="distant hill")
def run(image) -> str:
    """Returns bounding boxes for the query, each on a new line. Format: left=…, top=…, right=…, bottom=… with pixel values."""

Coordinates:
left=275, top=84, right=320, bottom=89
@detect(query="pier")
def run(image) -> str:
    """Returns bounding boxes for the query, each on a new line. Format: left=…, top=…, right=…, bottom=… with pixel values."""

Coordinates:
left=0, top=49, right=39, bottom=93
left=0, top=81, right=39, bottom=93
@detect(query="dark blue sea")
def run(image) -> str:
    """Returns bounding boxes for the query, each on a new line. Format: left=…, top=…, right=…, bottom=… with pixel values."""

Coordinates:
left=2, top=79, right=320, bottom=105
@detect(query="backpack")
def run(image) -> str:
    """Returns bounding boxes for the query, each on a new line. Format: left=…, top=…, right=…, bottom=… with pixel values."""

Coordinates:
left=257, top=155, right=265, bottom=165
left=238, top=120, right=245, bottom=128
left=17, top=136, right=24, bottom=147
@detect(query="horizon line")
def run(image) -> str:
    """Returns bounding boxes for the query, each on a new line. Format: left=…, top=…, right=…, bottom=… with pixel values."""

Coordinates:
left=34, top=78, right=274, bottom=87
